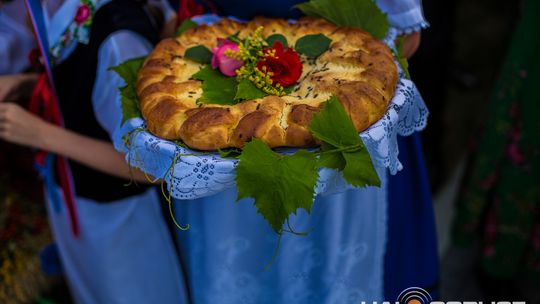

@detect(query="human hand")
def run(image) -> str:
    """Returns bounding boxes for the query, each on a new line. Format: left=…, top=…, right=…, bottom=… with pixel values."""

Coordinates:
left=0, top=102, right=51, bottom=149
left=400, top=32, right=421, bottom=59
left=161, top=15, right=178, bottom=38
left=0, top=73, right=39, bottom=102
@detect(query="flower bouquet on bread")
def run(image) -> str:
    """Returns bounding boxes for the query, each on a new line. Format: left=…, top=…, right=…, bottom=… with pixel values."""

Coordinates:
left=113, top=0, right=409, bottom=234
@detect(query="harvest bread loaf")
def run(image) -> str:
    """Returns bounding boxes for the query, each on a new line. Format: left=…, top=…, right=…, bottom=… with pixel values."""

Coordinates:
left=137, top=17, right=398, bottom=150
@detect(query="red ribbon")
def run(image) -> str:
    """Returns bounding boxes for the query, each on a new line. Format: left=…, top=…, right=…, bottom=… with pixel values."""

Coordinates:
left=29, top=73, right=80, bottom=238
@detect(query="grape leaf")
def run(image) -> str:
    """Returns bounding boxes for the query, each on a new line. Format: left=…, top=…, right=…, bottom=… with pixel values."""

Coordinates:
left=318, top=142, right=345, bottom=169
left=266, top=34, right=288, bottom=48
left=296, top=0, right=389, bottom=40
left=309, top=96, right=380, bottom=187
left=395, top=37, right=411, bottom=79
left=308, top=95, right=361, bottom=148
left=174, top=140, right=193, bottom=150
left=235, top=79, right=268, bottom=101
left=295, top=34, right=332, bottom=58
left=185, top=45, right=213, bottom=64
left=110, top=56, right=146, bottom=125
left=176, top=19, right=198, bottom=36
left=218, top=148, right=242, bottom=159
left=235, top=139, right=319, bottom=233
left=191, top=65, right=238, bottom=105
left=342, top=151, right=380, bottom=187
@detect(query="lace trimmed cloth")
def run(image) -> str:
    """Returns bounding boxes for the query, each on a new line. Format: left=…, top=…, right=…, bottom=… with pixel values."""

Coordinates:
left=113, top=28, right=429, bottom=200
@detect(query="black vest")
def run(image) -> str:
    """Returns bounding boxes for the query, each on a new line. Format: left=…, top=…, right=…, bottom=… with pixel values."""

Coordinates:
left=53, top=0, right=160, bottom=202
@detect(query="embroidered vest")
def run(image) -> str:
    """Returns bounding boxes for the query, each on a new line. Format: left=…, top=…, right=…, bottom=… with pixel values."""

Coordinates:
left=53, top=0, right=160, bottom=202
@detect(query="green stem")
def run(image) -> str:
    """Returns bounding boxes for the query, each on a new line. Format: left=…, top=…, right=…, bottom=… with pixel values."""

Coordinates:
left=124, top=127, right=146, bottom=186
left=316, top=143, right=363, bottom=155
left=283, top=218, right=312, bottom=236
left=264, top=232, right=283, bottom=271
left=161, top=152, right=190, bottom=231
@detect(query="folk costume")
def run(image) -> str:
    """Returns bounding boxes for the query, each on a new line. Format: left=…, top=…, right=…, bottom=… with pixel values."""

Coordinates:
left=27, top=0, right=187, bottom=303
left=453, top=0, right=540, bottom=286
left=166, top=0, right=438, bottom=302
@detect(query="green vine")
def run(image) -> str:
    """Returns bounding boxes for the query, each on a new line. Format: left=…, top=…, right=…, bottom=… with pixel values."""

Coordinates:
left=124, top=127, right=193, bottom=230
left=123, top=127, right=146, bottom=187
left=160, top=152, right=190, bottom=230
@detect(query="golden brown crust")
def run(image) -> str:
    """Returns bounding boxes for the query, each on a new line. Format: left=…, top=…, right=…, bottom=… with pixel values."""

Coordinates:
left=137, top=17, right=398, bottom=150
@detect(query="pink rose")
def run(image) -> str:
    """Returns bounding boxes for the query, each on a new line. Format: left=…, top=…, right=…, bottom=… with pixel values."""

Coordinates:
left=211, top=39, right=243, bottom=77
left=75, top=5, right=91, bottom=25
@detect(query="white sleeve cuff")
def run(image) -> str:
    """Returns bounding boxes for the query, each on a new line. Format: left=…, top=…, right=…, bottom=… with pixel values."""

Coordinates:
left=387, top=6, right=429, bottom=34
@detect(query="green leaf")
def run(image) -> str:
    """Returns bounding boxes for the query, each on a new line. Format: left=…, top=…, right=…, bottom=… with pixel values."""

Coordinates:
left=228, top=31, right=242, bottom=44
left=309, top=95, right=380, bottom=187
left=110, top=56, right=146, bottom=125
left=266, top=34, right=288, bottom=48
left=294, top=34, right=332, bottom=58
left=218, top=148, right=242, bottom=159
left=235, top=79, right=268, bottom=101
left=191, top=65, right=238, bottom=105
left=110, top=56, right=144, bottom=87
left=176, top=19, right=198, bottom=36
left=236, top=139, right=319, bottom=233
left=185, top=45, right=213, bottom=64
left=342, top=151, right=380, bottom=187
left=308, top=95, right=360, bottom=148
left=395, top=37, right=411, bottom=79
left=318, top=142, right=346, bottom=169
left=174, top=140, right=193, bottom=150
left=295, top=0, right=389, bottom=40
left=283, top=85, right=296, bottom=94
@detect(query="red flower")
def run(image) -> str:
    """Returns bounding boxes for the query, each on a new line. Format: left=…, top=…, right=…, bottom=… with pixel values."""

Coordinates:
left=256, top=41, right=302, bottom=87
left=74, top=5, right=91, bottom=25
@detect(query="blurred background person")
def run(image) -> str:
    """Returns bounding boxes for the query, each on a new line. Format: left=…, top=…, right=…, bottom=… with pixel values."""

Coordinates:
left=1, top=0, right=186, bottom=303
left=451, top=0, right=540, bottom=301
left=0, top=2, right=53, bottom=302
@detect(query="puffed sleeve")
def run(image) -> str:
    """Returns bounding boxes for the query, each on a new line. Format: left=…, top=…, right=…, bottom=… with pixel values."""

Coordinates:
left=92, top=30, right=153, bottom=138
left=0, top=2, right=36, bottom=74
left=375, top=0, right=429, bottom=34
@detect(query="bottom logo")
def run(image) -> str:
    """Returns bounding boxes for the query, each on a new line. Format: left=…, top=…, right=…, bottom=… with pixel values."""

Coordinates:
left=394, top=287, right=526, bottom=304
left=397, top=287, right=433, bottom=304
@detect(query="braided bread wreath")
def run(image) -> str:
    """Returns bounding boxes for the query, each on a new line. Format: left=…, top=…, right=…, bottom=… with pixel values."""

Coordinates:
left=136, top=17, right=398, bottom=151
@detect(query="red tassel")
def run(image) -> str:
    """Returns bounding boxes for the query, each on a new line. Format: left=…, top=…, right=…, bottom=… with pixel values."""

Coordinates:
left=29, top=73, right=81, bottom=238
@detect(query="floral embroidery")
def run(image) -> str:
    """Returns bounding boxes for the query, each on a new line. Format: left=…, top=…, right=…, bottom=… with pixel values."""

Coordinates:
left=50, top=0, right=97, bottom=60
left=74, top=4, right=92, bottom=25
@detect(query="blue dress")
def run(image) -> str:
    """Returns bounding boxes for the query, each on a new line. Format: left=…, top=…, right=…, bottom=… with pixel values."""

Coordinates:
left=173, top=1, right=438, bottom=302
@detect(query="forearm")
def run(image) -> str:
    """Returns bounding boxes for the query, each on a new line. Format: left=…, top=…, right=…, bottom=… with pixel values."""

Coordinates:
left=39, top=122, right=155, bottom=183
